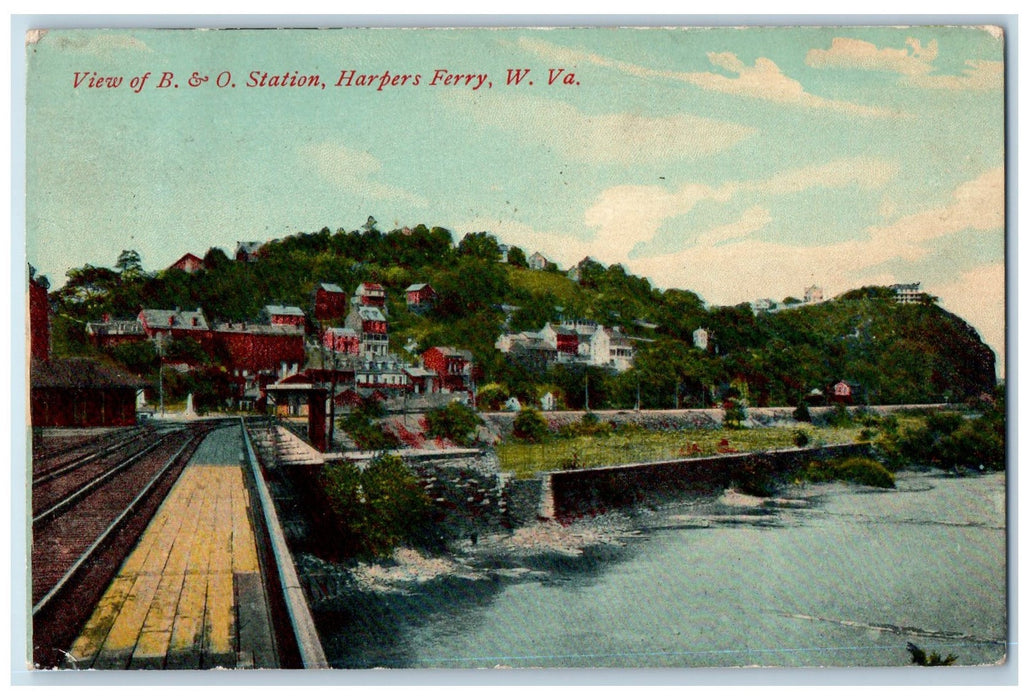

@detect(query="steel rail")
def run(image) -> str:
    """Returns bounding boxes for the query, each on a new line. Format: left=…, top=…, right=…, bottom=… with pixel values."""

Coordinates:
left=32, top=431, right=201, bottom=616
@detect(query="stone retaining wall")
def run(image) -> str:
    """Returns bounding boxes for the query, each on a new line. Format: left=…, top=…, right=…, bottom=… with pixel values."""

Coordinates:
left=548, top=443, right=872, bottom=518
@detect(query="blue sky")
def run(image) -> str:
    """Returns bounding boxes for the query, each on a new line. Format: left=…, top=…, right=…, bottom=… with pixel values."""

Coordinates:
left=25, top=26, right=1006, bottom=370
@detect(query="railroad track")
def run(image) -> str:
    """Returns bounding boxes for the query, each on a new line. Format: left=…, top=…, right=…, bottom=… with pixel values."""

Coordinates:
left=32, top=426, right=151, bottom=477
left=32, top=427, right=187, bottom=516
left=31, top=422, right=216, bottom=669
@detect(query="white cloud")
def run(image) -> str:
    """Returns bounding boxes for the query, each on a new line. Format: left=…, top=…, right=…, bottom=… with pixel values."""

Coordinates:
left=866, top=167, right=1005, bottom=260
left=516, top=36, right=908, bottom=118
left=301, top=142, right=428, bottom=208
left=805, top=37, right=938, bottom=76
left=806, top=36, right=1002, bottom=92
left=449, top=92, right=755, bottom=164
left=582, top=157, right=897, bottom=261
left=695, top=206, right=772, bottom=247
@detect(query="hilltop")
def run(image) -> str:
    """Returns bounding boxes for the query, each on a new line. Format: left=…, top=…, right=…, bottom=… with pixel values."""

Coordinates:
left=45, top=221, right=997, bottom=410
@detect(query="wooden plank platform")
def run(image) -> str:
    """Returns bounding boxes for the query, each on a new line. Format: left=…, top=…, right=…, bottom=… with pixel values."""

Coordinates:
left=66, top=453, right=278, bottom=670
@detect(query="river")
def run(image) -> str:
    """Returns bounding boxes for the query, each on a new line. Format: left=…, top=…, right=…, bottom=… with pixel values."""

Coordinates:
left=308, top=470, right=1007, bottom=669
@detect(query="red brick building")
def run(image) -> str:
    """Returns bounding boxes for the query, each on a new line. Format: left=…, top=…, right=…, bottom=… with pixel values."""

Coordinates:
left=421, top=346, right=473, bottom=393
left=323, top=327, right=360, bottom=355
left=262, top=304, right=306, bottom=328
left=404, top=283, right=437, bottom=311
left=212, top=322, right=305, bottom=375
left=313, top=283, right=347, bottom=322
left=29, top=274, right=50, bottom=362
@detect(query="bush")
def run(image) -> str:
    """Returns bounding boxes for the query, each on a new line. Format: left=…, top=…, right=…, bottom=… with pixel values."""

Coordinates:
left=558, top=411, right=613, bottom=438
left=513, top=407, right=548, bottom=442
left=793, top=401, right=812, bottom=423
left=797, top=456, right=895, bottom=489
left=338, top=405, right=401, bottom=451
left=825, top=403, right=854, bottom=428
left=732, top=455, right=778, bottom=497
left=317, top=454, right=432, bottom=560
left=425, top=400, right=482, bottom=447
left=891, top=410, right=1004, bottom=471
left=793, top=429, right=810, bottom=447
left=722, top=399, right=747, bottom=429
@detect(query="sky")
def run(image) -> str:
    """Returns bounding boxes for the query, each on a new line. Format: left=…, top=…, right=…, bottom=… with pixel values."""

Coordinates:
left=24, top=25, right=1006, bottom=372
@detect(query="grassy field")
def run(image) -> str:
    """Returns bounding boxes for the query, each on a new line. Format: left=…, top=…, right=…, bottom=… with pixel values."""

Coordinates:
left=506, top=266, right=584, bottom=306
left=496, top=425, right=866, bottom=478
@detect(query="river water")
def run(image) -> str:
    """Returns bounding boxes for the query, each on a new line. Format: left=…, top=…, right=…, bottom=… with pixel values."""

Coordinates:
left=311, top=470, right=1007, bottom=669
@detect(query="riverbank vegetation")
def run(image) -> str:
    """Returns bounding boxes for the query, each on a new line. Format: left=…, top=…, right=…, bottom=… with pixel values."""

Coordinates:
left=497, top=421, right=866, bottom=478
left=316, top=454, right=434, bottom=560
left=795, top=456, right=896, bottom=489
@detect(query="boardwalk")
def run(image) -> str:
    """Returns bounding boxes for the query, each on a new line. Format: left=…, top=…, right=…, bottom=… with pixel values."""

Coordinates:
left=66, top=426, right=278, bottom=670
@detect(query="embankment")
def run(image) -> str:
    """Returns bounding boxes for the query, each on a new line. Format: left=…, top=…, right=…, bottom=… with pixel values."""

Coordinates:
left=548, top=443, right=872, bottom=518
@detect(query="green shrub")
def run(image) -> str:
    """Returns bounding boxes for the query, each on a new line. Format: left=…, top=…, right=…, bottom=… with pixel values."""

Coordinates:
left=793, top=401, right=812, bottom=423
left=732, top=455, right=778, bottom=497
left=558, top=411, right=613, bottom=438
left=338, top=408, right=401, bottom=451
left=858, top=428, right=876, bottom=442
left=723, top=399, right=747, bottom=430
left=425, top=400, right=482, bottom=446
left=825, top=403, right=854, bottom=428
left=797, top=456, right=895, bottom=489
left=892, top=410, right=1004, bottom=471
left=317, top=455, right=432, bottom=560
left=793, top=429, right=810, bottom=447
left=513, top=407, right=548, bottom=442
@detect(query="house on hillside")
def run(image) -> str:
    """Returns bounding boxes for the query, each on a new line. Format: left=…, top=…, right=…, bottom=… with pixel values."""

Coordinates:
left=892, top=282, right=922, bottom=304
left=235, top=241, right=263, bottom=262
left=405, top=366, right=437, bottom=395
left=86, top=316, right=146, bottom=348
left=541, top=322, right=579, bottom=360
left=693, top=327, right=710, bottom=352
left=593, top=326, right=634, bottom=371
left=346, top=305, right=389, bottom=357
left=323, top=326, right=360, bottom=355
left=828, top=380, right=860, bottom=405
left=422, top=346, right=473, bottom=393
left=804, top=285, right=824, bottom=304
left=169, top=253, right=205, bottom=274
left=138, top=308, right=211, bottom=350
left=528, top=251, right=549, bottom=270
left=313, top=282, right=347, bottom=322
left=354, top=282, right=386, bottom=308
left=262, top=304, right=306, bottom=328
left=405, top=283, right=437, bottom=312
left=213, top=322, right=305, bottom=377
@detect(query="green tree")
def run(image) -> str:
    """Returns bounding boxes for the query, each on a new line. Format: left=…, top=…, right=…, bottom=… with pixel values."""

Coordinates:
left=457, top=231, right=502, bottom=261
left=116, top=249, right=143, bottom=277
left=513, top=407, right=548, bottom=442
left=425, top=401, right=481, bottom=446
left=506, top=246, right=527, bottom=267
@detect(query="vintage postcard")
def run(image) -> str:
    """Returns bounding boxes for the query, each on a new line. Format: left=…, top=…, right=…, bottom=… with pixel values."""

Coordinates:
left=22, top=24, right=1007, bottom=673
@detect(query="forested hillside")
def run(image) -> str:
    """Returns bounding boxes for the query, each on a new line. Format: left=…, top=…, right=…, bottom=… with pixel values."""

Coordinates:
left=44, top=219, right=997, bottom=409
